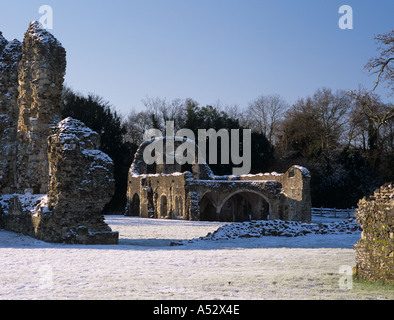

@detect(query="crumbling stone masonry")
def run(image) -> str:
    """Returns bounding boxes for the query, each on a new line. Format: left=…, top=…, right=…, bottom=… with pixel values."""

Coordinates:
left=0, top=22, right=118, bottom=244
left=16, top=21, right=66, bottom=194
left=42, top=117, right=118, bottom=244
left=126, top=137, right=312, bottom=223
left=354, top=183, right=394, bottom=284
left=0, top=34, right=22, bottom=194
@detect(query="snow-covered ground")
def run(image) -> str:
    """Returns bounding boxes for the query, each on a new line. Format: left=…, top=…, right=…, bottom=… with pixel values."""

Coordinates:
left=0, top=215, right=392, bottom=300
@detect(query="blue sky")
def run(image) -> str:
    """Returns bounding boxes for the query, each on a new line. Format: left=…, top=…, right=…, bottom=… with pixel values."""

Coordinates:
left=1, top=0, right=393, bottom=115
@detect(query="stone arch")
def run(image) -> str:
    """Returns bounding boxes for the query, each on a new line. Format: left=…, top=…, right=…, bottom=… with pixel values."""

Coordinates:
left=129, top=193, right=140, bottom=216
left=199, top=192, right=218, bottom=221
left=218, top=189, right=270, bottom=212
left=218, top=190, right=270, bottom=221
left=219, top=194, right=250, bottom=222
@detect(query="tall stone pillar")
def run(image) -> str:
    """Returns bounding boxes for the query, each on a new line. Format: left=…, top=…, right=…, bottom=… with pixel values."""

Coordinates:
left=0, top=35, right=22, bottom=193
left=16, top=21, right=66, bottom=194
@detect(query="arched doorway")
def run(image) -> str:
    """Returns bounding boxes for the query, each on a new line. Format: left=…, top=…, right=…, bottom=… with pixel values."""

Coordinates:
left=219, top=191, right=269, bottom=222
left=160, top=195, right=168, bottom=218
left=147, top=188, right=155, bottom=218
left=219, top=194, right=252, bottom=222
left=174, top=196, right=183, bottom=219
left=129, top=193, right=140, bottom=216
left=199, top=193, right=217, bottom=221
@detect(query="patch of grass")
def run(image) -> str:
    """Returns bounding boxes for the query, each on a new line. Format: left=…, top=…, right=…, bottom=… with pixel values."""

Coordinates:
left=353, top=275, right=393, bottom=288
left=352, top=275, right=394, bottom=299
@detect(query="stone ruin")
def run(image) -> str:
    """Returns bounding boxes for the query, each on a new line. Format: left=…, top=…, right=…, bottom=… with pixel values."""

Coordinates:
left=126, top=137, right=312, bottom=223
left=0, top=21, right=313, bottom=245
left=0, top=22, right=118, bottom=244
left=354, top=183, right=393, bottom=284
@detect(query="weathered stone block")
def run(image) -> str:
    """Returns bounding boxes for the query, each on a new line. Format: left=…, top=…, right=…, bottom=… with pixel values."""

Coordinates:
left=354, top=183, right=394, bottom=284
left=40, top=117, right=118, bottom=244
left=0, top=22, right=119, bottom=245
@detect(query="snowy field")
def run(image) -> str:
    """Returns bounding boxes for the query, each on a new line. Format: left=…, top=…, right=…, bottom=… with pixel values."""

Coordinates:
left=0, top=215, right=393, bottom=300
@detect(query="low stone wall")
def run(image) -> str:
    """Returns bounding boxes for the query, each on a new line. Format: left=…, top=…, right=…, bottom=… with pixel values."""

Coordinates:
left=0, top=194, right=41, bottom=236
left=354, top=183, right=394, bottom=284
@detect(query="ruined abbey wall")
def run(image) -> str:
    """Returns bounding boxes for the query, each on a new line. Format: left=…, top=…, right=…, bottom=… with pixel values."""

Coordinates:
left=0, top=34, right=21, bottom=194
left=16, top=21, right=66, bottom=194
left=0, top=22, right=118, bottom=244
left=354, top=183, right=394, bottom=284
left=0, top=22, right=63, bottom=195
left=126, top=137, right=312, bottom=223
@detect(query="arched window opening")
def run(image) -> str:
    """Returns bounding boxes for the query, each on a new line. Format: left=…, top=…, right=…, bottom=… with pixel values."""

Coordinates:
left=147, top=189, right=155, bottom=218
left=160, top=195, right=168, bottom=218
left=129, top=193, right=140, bottom=216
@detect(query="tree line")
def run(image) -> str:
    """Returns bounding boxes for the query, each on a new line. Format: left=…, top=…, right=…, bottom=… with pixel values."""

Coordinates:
left=62, top=30, right=393, bottom=211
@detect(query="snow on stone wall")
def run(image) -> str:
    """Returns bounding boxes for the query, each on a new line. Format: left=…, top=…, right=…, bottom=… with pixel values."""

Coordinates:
left=0, top=23, right=118, bottom=245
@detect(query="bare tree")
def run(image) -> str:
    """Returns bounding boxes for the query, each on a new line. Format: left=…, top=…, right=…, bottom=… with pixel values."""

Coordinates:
left=142, top=96, right=187, bottom=132
left=125, top=97, right=189, bottom=145
left=245, top=94, right=289, bottom=144
left=277, top=88, right=351, bottom=158
left=348, top=87, right=394, bottom=151
left=365, top=30, right=394, bottom=92
left=124, top=109, right=154, bottom=145
left=312, top=88, right=351, bottom=151
left=345, top=31, right=394, bottom=152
